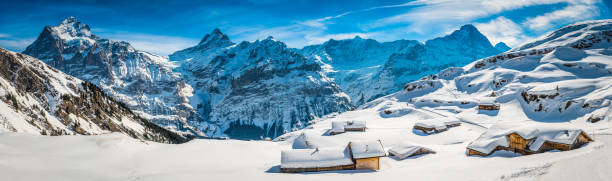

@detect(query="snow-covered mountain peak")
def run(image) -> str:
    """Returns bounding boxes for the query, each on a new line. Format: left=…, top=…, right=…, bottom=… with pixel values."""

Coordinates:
left=169, top=28, right=234, bottom=64
left=428, top=24, right=492, bottom=47
left=494, top=42, right=511, bottom=52
left=198, top=28, right=232, bottom=46
left=51, top=16, right=95, bottom=42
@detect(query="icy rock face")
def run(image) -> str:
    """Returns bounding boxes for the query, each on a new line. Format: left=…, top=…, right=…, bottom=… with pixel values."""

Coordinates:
left=300, top=37, right=420, bottom=106
left=302, top=25, right=502, bottom=106
left=23, top=17, right=203, bottom=135
left=0, top=48, right=188, bottom=143
left=377, top=25, right=502, bottom=95
left=171, top=33, right=352, bottom=139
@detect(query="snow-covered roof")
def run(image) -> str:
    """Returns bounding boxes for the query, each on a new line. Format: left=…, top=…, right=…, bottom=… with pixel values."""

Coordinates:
left=330, top=121, right=346, bottom=133
left=349, top=140, right=386, bottom=159
left=280, top=147, right=354, bottom=169
left=388, top=142, right=431, bottom=160
left=478, top=97, right=498, bottom=105
left=529, top=129, right=585, bottom=151
left=292, top=132, right=318, bottom=149
left=414, top=117, right=460, bottom=129
left=345, top=120, right=366, bottom=129
left=467, top=123, right=589, bottom=154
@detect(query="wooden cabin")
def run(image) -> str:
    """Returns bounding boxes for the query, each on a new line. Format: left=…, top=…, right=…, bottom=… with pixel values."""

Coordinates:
left=344, top=120, right=366, bottom=132
left=478, top=104, right=500, bottom=110
left=328, top=120, right=366, bottom=135
left=478, top=97, right=500, bottom=110
left=329, top=121, right=346, bottom=135
left=413, top=117, right=461, bottom=135
left=280, top=146, right=355, bottom=173
left=467, top=129, right=593, bottom=156
left=388, top=143, right=436, bottom=160
left=534, top=131, right=593, bottom=153
left=348, top=140, right=386, bottom=170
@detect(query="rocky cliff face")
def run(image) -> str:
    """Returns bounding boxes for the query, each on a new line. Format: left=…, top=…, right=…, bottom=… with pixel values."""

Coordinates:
left=23, top=17, right=203, bottom=136
left=170, top=33, right=352, bottom=139
left=0, top=48, right=188, bottom=143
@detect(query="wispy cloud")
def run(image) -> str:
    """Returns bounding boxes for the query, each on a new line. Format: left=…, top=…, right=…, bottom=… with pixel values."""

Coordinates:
left=94, top=30, right=199, bottom=56
left=229, top=0, right=428, bottom=47
left=0, top=37, right=36, bottom=52
left=369, top=0, right=573, bottom=29
left=475, top=16, right=532, bottom=47
left=523, top=3, right=600, bottom=31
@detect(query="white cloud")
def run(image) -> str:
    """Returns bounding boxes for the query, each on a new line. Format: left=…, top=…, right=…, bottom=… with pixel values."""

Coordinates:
left=475, top=16, right=532, bottom=47
left=367, top=0, right=597, bottom=34
left=523, top=3, right=600, bottom=31
left=0, top=38, right=35, bottom=52
left=227, top=0, right=429, bottom=48
left=96, top=32, right=199, bottom=56
left=304, top=32, right=375, bottom=45
left=0, top=34, right=10, bottom=38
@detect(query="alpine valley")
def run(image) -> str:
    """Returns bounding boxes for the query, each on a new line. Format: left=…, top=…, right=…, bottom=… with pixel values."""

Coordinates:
left=16, top=17, right=511, bottom=139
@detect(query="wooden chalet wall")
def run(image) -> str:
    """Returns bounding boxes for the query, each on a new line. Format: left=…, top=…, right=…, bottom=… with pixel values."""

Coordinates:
left=281, top=164, right=355, bottom=173
left=355, top=157, right=380, bottom=170
left=478, top=104, right=500, bottom=110
left=507, top=133, right=531, bottom=155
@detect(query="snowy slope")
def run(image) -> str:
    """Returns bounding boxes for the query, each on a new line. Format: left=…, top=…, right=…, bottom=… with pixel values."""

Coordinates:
left=22, top=17, right=203, bottom=135
left=170, top=33, right=352, bottom=139
left=300, top=25, right=505, bottom=106
left=0, top=48, right=188, bottom=143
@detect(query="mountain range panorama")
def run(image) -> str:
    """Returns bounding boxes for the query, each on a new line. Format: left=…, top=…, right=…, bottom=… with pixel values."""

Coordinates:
left=18, top=16, right=507, bottom=139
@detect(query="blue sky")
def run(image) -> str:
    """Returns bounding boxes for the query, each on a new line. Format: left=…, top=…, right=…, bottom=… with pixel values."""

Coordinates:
left=1, top=0, right=611, bottom=56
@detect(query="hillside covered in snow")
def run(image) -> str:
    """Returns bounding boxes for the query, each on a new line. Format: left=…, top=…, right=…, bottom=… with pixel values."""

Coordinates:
left=0, top=48, right=188, bottom=143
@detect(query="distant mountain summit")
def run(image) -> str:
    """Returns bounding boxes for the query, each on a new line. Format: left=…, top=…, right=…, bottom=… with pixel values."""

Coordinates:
left=23, top=17, right=204, bottom=136
left=494, top=42, right=511, bottom=52
left=300, top=24, right=503, bottom=106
